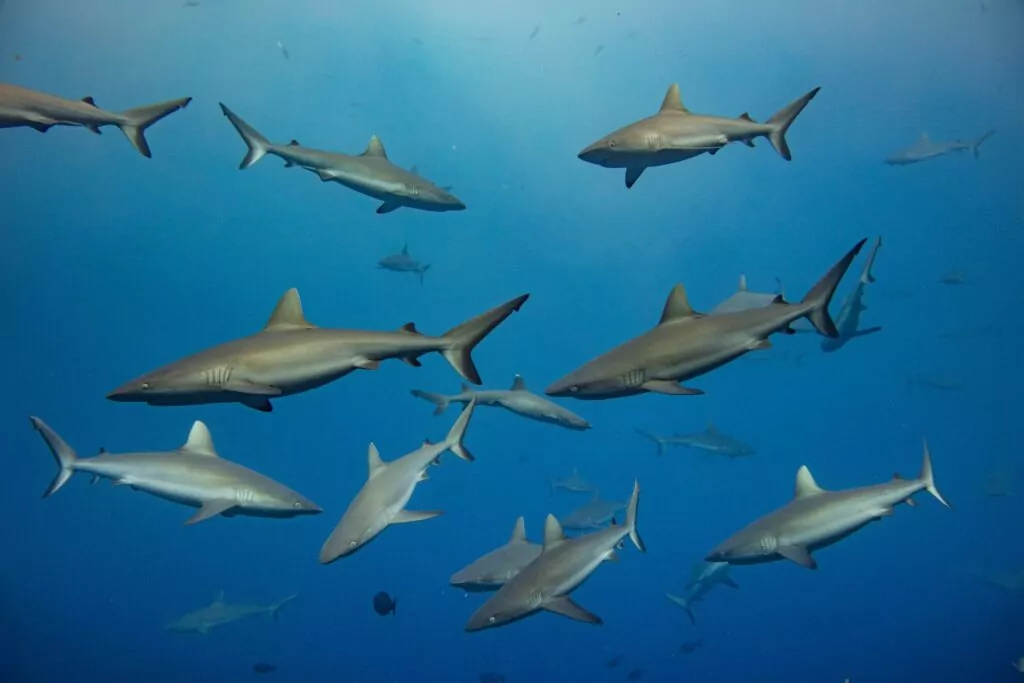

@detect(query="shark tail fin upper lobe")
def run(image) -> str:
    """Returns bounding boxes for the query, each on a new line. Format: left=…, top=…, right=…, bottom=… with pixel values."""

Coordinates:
left=635, top=429, right=665, bottom=456
left=218, top=103, right=272, bottom=169
left=800, top=239, right=867, bottom=337
left=269, top=594, right=298, bottom=622
left=29, top=417, right=79, bottom=497
left=766, top=87, right=821, bottom=161
left=625, top=480, right=645, bottom=552
left=439, top=294, right=529, bottom=384
left=972, top=129, right=995, bottom=159
left=117, top=97, right=192, bottom=158
left=443, top=399, right=477, bottom=462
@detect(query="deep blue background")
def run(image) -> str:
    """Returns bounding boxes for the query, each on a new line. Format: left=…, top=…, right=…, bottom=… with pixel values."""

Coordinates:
left=1, top=0, right=1022, bottom=681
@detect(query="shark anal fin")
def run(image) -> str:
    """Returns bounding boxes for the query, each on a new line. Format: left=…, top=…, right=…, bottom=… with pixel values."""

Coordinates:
left=777, top=544, right=817, bottom=569
left=185, top=499, right=236, bottom=525
left=748, top=338, right=772, bottom=351
left=400, top=356, right=423, bottom=367
left=315, top=169, right=335, bottom=181
left=242, top=397, right=273, bottom=412
left=353, top=357, right=380, bottom=370
left=543, top=596, right=602, bottom=624
left=624, top=167, right=645, bottom=189
left=641, top=380, right=703, bottom=396
left=27, top=120, right=55, bottom=133
left=376, top=201, right=401, bottom=214
left=393, top=509, right=443, bottom=524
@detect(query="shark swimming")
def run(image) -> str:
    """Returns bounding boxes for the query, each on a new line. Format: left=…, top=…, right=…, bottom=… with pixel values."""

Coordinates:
left=378, top=244, right=431, bottom=283
left=578, top=83, right=821, bottom=188
left=107, top=288, right=529, bottom=412
left=450, top=517, right=543, bottom=592
left=884, top=130, right=995, bottom=166
left=29, top=417, right=322, bottom=524
left=636, top=423, right=755, bottom=458
left=464, top=481, right=644, bottom=631
left=0, top=83, right=191, bottom=158
left=546, top=239, right=866, bottom=400
left=319, top=400, right=477, bottom=563
left=164, top=591, right=296, bottom=635
left=710, top=275, right=785, bottom=316
left=559, top=491, right=627, bottom=531
left=821, top=236, right=883, bottom=353
left=705, top=439, right=950, bottom=570
left=411, top=375, right=591, bottom=430
left=219, top=103, right=465, bottom=214
left=665, top=561, right=738, bottom=624
left=549, top=468, right=597, bottom=495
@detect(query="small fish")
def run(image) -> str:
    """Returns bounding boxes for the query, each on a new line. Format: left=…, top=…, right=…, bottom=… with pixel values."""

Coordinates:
left=183, top=0, right=200, bottom=6
left=594, top=44, right=604, bottom=56
left=276, top=41, right=290, bottom=59
left=373, top=591, right=396, bottom=616
left=529, top=24, right=541, bottom=40
left=13, top=53, right=22, bottom=61
left=678, top=638, right=703, bottom=654
left=938, top=270, right=967, bottom=285
left=606, top=654, right=623, bottom=668
left=627, top=669, right=645, bottom=681
left=252, top=663, right=276, bottom=674
left=574, top=15, right=587, bottom=25
left=479, top=674, right=506, bottom=683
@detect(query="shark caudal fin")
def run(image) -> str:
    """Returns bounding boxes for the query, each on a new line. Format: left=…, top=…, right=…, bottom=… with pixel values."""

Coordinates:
left=218, top=103, right=272, bottom=169
left=418, top=264, right=431, bottom=285
left=269, top=594, right=298, bottom=622
left=635, top=429, right=665, bottom=456
left=410, top=389, right=450, bottom=416
left=861, top=236, right=882, bottom=284
left=624, top=480, right=646, bottom=552
left=442, top=399, right=477, bottom=462
left=919, top=438, right=951, bottom=508
left=799, top=238, right=867, bottom=337
left=665, top=594, right=696, bottom=624
left=971, top=129, right=995, bottom=159
left=439, top=294, right=529, bottom=384
left=766, top=87, right=821, bottom=161
left=29, top=417, right=79, bottom=497
left=116, top=97, right=192, bottom=158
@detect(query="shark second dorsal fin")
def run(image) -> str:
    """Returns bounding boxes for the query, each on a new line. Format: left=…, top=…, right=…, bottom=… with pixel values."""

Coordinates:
left=82, top=96, right=97, bottom=107
left=409, top=164, right=419, bottom=175
left=794, top=466, right=825, bottom=498
left=367, top=443, right=386, bottom=478
left=738, top=274, right=748, bottom=291
left=363, top=135, right=388, bottom=158
left=511, top=374, right=527, bottom=391
left=398, top=322, right=422, bottom=335
left=182, top=421, right=218, bottom=457
left=401, top=244, right=408, bottom=255
left=264, top=289, right=316, bottom=331
left=289, top=139, right=301, bottom=146
left=542, top=514, right=566, bottom=550
left=510, top=516, right=527, bottom=544
left=659, top=284, right=695, bottom=325
left=738, top=112, right=753, bottom=122
left=659, top=83, right=689, bottom=114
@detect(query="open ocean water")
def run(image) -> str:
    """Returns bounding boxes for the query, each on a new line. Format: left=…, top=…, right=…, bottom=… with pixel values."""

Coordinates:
left=1, top=1, right=1022, bottom=682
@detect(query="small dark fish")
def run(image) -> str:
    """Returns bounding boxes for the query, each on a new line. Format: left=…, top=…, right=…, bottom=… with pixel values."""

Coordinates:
left=252, top=663, right=276, bottom=674
left=373, top=591, right=396, bottom=616
left=679, top=638, right=703, bottom=654
left=13, top=53, right=22, bottom=61
left=574, top=15, right=587, bottom=25
left=479, top=674, right=506, bottom=683
left=607, top=654, right=623, bottom=668
left=182, top=0, right=200, bottom=6
left=529, top=24, right=541, bottom=40
left=594, top=44, right=604, bottom=56
left=412, top=37, right=423, bottom=46
left=627, top=669, right=645, bottom=681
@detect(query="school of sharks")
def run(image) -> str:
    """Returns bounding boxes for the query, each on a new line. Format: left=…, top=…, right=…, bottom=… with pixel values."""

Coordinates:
left=5, top=2, right=1005, bottom=668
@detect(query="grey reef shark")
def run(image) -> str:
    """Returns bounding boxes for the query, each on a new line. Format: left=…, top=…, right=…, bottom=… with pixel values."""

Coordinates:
left=578, top=83, right=821, bottom=188
left=884, top=130, right=995, bottom=166
left=450, top=516, right=543, bottom=592
left=30, top=417, right=321, bottom=525
left=0, top=83, right=191, bottom=157
left=219, top=103, right=465, bottom=214
left=378, top=244, right=431, bottom=283
left=545, top=239, right=866, bottom=400
left=107, top=288, right=529, bottom=412
left=165, top=592, right=296, bottom=635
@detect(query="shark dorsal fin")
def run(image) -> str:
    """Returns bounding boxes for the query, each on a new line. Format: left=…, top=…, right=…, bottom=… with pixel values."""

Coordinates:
left=182, top=421, right=218, bottom=457
left=738, top=112, right=753, bottom=122
left=919, top=132, right=930, bottom=143
left=706, top=422, right=718, bottom=434
left=401, top=244, right=408, bottom=255
left=398, top=322, right=422, bottom=335
left=367, top=443, right=386, bottom=478
left=659, top=284, right=695, bottom=325
left=289, top=139, right=301, bottom=146
left=794, top=466, right=825, bottom=498
left=363, top=135, right=388, bottom=158
left=659, top=83, right=689, bottom=114
left=510, top=516, right=527, bottom=544
left=738, top=274, right=748, bottom=291
left=214, top=590, right=225, bottom=604
left=82, top=96, right=97, bottom=107
left=542, top=514, right=566, bottom=550
left=511, top=374, right=527, bottom=391
left=409, top=164, right=419, bottom=175
left=264, top=288, right=316, bottom=331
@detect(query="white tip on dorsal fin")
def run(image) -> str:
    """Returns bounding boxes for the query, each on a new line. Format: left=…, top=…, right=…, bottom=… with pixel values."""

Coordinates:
left=182, top=421, right=218, bottom=457
left=542, top=514, right=566, bottom=550
left=659, top=284, right=695, bottom=325
left=264, top=289, right=316, bottom=331
left=511, top=374, right=527, bottom=391
left=363, top=135, right=387, bottom=158
left=794, top=466, right=825, bottom=498
left=367, top=443, right=386, bottom=478
left=658, top=83, right=689, bottom=114
left=738, top=274, right=748, bottom=291
left=509, top=516, right=527, bottom=544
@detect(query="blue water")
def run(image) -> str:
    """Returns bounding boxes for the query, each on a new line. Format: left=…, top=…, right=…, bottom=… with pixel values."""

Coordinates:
left=2, top=1, right=1022, bottom=681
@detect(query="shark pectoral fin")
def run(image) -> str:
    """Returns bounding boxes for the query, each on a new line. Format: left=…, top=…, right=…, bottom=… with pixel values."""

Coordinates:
left=543, top=596, right=602, bottom=624
left=392, top=509, right=443, bottom=524
left=905, top=498, right=918, bottom=508
left=85, top=124, right=102, bottom=135
left=376, top=201, right=401, bottom=214
left=722, top=576, right=740, bottom=589
left=641, top=380, right=703, bottom=396
left=226, top=379, right=281, bottom=396
left=27, top=120, right=56, bottom=133
left=284, top=160, right=295, bottom=168
left=852, top=326, right=882, bottom=339
left=777, top=544, right=817, bottom=570
left=90, top=474, right=101, bottom=485
left=624, top=167, right=645, bottom=189
left=353, top=357, right=381, bottom=370
left=185, top=499, right=236, bottom=526
left=748, top=338, right=772, bottom=351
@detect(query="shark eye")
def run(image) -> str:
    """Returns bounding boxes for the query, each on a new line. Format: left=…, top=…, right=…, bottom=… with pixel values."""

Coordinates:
left=569, top=385, right=579, bottom=393
left=292, top=501, right=303, bottom=509
left=608, top=140, right=617, bottom=148
left=488, top=616, right=496, bottom=624
left=349, top=540, right=358, bottom=548
left=141, top=382, right=151, bottom=391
